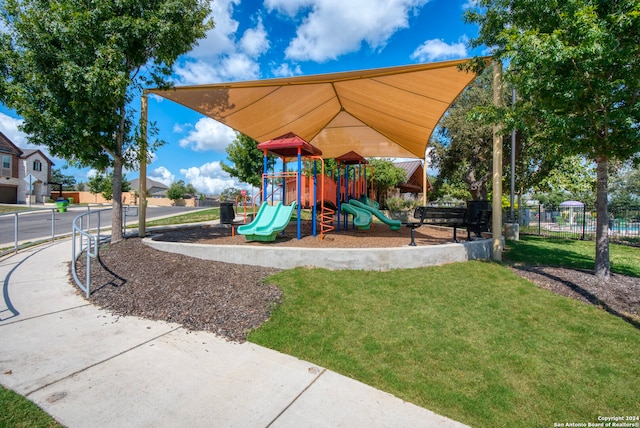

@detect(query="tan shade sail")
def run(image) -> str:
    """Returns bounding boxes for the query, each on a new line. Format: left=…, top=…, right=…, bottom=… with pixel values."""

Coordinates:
left=148, top=58, right=482, bottom=159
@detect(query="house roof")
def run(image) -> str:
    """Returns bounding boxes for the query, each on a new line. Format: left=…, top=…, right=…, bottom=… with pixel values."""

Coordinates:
left=147, top=58, right=484, bottom=159
left=394, top=160, right=431, bottom=192
left=0, top=132, right=23, bottom=156
left=130, top=177, right=169, bottom=192
left=21, top=148, right=54, bottom=165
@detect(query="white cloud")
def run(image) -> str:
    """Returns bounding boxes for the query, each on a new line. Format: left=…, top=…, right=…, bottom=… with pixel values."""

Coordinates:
left=149, top=166, right=175, bottom=186
left=177, top=117, right=236, bottom=152
left=176, top=0, right=269, bottom=84
left=239, top=19, right=270, bottom=57
left=0, top=112, right=27, bottom=146
left=181, top=161, right=249, bottom=195
left=462, top=0, right=479, bottom=9
left=188, top=0, right=241, bottom=60
left=266, top=0, right=429, bottom=62
left=410, top=37, right=468, bottom=62
left=271, top=62, right=303, bottom=77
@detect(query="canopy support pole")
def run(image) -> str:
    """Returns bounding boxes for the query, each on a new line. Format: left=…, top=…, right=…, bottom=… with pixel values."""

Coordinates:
left=492, top=61, right=503, bottom=261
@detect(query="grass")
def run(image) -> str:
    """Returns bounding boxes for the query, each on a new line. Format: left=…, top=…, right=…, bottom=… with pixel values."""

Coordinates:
left=249, top=261, right=640, bottom=427
left=141, top=207, right=221, bottom=227
left=0, top=386, right=62, bottom=427
left=0, top=206, right=32, bottom=214
left=505, top=235, right=640, bottom=277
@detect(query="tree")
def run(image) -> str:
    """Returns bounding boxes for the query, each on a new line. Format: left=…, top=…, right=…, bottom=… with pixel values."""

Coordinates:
left=431, top=68, right=572, bottom=203
left=466, top=0, right=640, bottom=280
left=50, top=168, right=76, bottom=191
left=532, top=155, right=597, bottom=210
left=166, top=180, right=187, bottom=201
left=88, top=171, right=130, bottom=201
left=609, top=164, right=640, bottom=211
left=222, top=133, right=276, bottom=188
left=430, top=69, right=496, bottom=201
left=220, top=187, right=242, bottom=202
left=1, top=0, right=212, bottom=242
left=367, top=158, right=406, bottom=207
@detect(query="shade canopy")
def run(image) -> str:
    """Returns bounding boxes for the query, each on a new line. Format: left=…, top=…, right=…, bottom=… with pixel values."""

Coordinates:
left=560, top=200, right=585, bottom=207
left=148, top=58, right=483, bottom=159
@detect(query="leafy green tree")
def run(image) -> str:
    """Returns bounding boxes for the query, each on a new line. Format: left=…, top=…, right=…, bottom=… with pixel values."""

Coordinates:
left=1, top=0, right=212, bottom=242
left=609, top=164, right=640, bottom=211
left=87, top=174, right=106, bottom=197
left=432, top=68, right=569, bottom=203
left=76, top=182, right=85, bottom=191
left=50, top=168, right=76, bottom=191
left=222, top=133, right=276, bottom=187
left=367, top=158, right=406, bottom=207
left=466, top=0, right=640, bottom=279
left=166, top=180, right=188, bottom=201
left=88, top=172, right=130, bottom=201
left=185, top=183, right=198, bottom=195
left=220, top=187, right=242, bottom=202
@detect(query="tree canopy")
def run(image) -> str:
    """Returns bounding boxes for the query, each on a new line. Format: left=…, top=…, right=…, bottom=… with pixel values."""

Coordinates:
left=221, top=133, right=276, bottom=188
left=50, top=168, right=77, bottom=191
left=367, top=158, right=406, bottom=207
left=1, top=0, right=212, bottom=241
left=88, top=171, right=131, bottom=201
left=466, top=0, right=640, bottom=279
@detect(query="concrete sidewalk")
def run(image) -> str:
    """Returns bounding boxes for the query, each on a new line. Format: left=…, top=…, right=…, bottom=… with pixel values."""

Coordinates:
left=0, top=240, right=469, bottom=427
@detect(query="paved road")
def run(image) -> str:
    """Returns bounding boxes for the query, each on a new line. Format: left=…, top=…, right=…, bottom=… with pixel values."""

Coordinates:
left=0, top=205, right=203, bottom=247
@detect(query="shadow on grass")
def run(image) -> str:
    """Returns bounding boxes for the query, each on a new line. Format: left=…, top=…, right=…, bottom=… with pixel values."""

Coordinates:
left=505, top=239, right=594, bottom=269
left=514, top=265, right=640, bottom=331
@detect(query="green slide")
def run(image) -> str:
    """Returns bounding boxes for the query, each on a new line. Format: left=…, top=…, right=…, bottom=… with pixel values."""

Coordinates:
left=237, top=202, right=297, bottom=241
left=349, top=199, right=402, bottom=230
left=340, top=203, right=372, bottom=230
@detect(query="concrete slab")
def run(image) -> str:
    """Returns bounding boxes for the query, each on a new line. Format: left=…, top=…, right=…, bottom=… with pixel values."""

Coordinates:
left=27, top=329, right=324, bottom=428
left=0, top=306, right=179, bottom=395
left=271, top=369, right=470, bottom=427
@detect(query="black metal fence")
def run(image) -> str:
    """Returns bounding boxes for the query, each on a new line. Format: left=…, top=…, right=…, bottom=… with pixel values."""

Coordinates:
left=516, top=204, right=640, bottom=245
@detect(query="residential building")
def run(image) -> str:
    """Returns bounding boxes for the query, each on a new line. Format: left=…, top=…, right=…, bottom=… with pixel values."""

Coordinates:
left=0, top=132, right=54, bottom=204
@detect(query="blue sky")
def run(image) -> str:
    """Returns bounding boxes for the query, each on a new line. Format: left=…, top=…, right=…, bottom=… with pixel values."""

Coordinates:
left=0, top=0, right=483, bottom=195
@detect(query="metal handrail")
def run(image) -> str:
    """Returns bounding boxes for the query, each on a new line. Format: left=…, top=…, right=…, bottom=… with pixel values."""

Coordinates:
left=71, top=208, right=111, bottom=298
left=0, top=208, right=57, bottom=256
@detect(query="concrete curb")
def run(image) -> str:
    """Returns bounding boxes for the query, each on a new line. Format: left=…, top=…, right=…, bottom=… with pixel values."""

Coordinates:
left=143, top=235, right=494, bottom=270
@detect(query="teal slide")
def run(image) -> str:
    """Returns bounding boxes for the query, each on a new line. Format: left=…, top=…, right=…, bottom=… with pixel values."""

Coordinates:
left=349, top=199, right=402, bottom=231
left=340, top=203, right=372, bottom=230
left=237, top=202, right=297, bottom=241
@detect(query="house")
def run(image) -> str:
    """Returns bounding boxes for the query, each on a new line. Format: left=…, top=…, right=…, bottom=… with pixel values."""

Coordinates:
left=0, top=132, right=54, bottom=204
left=129, top=177, right=169, bottom=198
left=393, top=160, right=431, bottom=195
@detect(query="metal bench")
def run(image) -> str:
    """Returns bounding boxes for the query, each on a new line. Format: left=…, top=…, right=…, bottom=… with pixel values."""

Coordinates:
left=405, top=205, right=491, bottom=245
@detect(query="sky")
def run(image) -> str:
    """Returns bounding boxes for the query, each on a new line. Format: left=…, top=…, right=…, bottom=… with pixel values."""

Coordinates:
left=0, top=0, right=484, bottom=195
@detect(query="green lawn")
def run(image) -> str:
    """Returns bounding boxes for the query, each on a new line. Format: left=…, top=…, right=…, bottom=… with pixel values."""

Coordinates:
left=142, top=207, right=221, bottom=227
left=249, top=241, right=640, bottom=427
left=0, top=386, right=62, bottom=427
left=505, top=235, right=640, bottom=277
left=0, top=206, right=32, bottom=214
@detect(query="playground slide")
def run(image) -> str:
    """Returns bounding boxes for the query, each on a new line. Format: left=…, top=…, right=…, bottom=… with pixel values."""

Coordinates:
left=340, top=203, right=372, bottom=230
left=349, top=199, right=402, bottom=231
left=237, top=202, right=297, bottom=241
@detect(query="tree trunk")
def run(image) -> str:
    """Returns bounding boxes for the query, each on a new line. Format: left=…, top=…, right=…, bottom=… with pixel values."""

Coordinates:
left=110, top=106, right=126, bottom=243
left=594, top=155, right=610, bottom=281
left=111, top=156, right=124, bottom=243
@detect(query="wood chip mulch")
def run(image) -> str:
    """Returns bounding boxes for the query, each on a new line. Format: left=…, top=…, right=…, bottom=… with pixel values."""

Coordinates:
left=72, top=238, right=282, bottom=342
